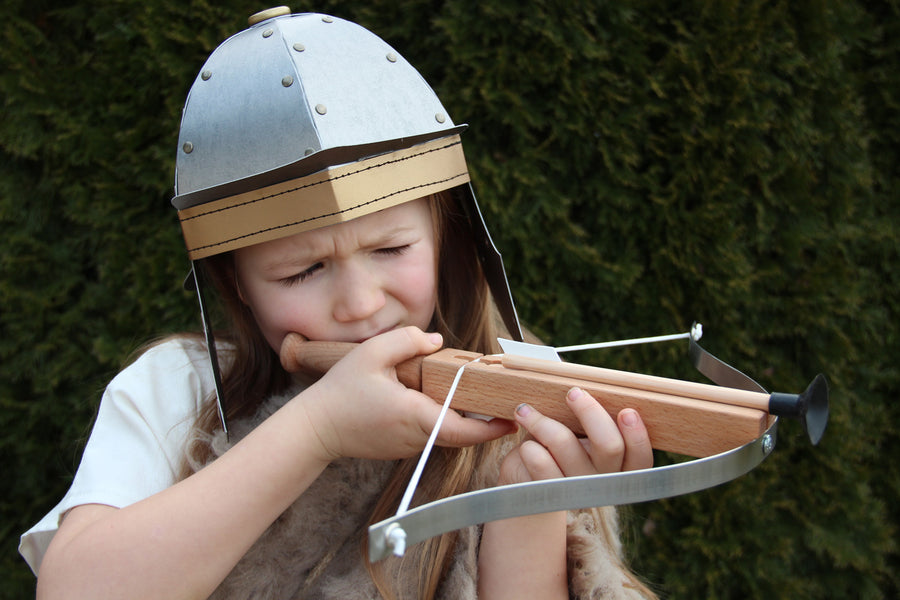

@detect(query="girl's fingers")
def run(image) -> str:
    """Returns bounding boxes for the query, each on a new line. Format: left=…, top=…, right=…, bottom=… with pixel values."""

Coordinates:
left=501, top=389, right=655, bottom=484
left=432, top=412, right=517, bottom=448
left=497, top=441, right=565, bottom=485
left=617, top=409, right=654, bottom=471
left=518, top=440, right=565, bottom=480
left=565, top=387, right=626, bottom=473
left=513, top=403, right=596, bottom=477
left=497, top=447, right=533, bottom=485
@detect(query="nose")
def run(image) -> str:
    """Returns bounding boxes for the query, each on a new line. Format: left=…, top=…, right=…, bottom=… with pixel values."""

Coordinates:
left=331, top=260, right=386, bottom=323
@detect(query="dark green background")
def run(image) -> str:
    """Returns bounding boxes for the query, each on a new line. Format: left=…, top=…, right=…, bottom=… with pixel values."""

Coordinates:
left=2, top=1, right=897, bottom=598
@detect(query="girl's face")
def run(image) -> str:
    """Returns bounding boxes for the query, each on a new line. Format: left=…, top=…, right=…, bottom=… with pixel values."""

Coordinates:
left=233, top=198, right=438, bottom=352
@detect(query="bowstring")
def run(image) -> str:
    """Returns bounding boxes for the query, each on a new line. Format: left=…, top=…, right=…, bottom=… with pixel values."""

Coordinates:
left=396, top=355, right=497, bottom=515
left=395, top=324, right=702, bottom=516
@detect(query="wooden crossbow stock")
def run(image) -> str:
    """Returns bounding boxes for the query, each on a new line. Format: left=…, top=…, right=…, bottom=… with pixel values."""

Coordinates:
left=279, top=325, right=829, bottom=561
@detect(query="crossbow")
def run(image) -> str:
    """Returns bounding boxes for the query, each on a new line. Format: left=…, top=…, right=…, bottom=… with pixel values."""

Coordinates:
left=280, top=324, right=829, bottom=561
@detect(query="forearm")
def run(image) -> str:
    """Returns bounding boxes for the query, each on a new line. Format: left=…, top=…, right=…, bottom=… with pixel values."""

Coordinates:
left=36, top=392, right=331, bottom=600
left=477, top=510, right=568, bottom=600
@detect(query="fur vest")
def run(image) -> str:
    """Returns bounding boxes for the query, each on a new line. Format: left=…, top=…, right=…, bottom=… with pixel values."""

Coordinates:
left=193, top=390, right=651, bottom=599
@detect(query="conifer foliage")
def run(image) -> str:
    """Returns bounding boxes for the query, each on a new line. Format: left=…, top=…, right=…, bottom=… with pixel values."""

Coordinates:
left=2, top=1, right=897, bottom=597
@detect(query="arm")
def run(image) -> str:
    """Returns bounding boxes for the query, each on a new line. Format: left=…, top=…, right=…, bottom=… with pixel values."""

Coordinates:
left=477, top=388, right=653, bottom=599
left=37, top=386, right=333, bottom=600
left=37, top=328, right=514, bottom=600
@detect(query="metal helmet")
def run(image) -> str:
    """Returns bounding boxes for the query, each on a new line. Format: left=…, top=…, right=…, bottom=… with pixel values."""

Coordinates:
left=171, top=8, right=522, bottom=431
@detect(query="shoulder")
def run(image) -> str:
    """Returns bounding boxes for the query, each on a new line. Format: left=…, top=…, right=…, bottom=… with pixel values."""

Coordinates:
left=83, top=334, right=231, bottom=487
left=96, top=335, right=229, bottom=453
left=109, top=335, right=229, bottom=400
left=124, top=334, right=222, bottom=375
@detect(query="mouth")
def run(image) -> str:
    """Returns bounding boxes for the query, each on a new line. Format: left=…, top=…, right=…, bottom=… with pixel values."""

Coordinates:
left=351, top=325, right=397, bottom=344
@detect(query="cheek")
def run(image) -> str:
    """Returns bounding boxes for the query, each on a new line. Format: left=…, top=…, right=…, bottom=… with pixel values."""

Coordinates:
left=245, top=286, right=327, bottom=350
left=393, top=253, right=438, bottom=323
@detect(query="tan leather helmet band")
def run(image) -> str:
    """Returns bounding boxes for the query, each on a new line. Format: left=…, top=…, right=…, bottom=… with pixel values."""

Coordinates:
left=177, top=135, right=469, bottom=259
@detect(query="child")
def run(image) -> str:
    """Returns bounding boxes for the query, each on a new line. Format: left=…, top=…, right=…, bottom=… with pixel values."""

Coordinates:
left=21, top=9, right=657, bottom=599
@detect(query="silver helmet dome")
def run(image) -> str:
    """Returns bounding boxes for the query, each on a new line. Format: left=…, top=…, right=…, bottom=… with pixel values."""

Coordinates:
left=174, top=8, right=464, bottom=212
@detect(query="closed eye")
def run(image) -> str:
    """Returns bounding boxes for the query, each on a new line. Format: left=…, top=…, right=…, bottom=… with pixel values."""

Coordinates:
left=279, top=262, right=323, bottom=286
left=376, top=245, right=410, bottom=256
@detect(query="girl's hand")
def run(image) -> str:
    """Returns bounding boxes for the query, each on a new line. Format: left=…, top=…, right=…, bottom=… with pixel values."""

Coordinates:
left=481, top=387, right=649, bottom=598
left=498, top=387, right=653, bottom=485
left=297, top=326, right=515, bottom=462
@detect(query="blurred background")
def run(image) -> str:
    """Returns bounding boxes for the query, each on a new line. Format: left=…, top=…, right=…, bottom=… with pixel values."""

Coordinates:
left=2, top=1, right=897, bottom=597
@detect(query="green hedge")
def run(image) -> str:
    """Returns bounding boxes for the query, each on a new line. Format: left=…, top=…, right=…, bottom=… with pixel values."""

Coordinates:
left=2, top=1, right=897, bottom=597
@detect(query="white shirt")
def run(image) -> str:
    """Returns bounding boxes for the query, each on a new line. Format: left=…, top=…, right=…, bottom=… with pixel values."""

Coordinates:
left=18, top=337, right=216, bottom=575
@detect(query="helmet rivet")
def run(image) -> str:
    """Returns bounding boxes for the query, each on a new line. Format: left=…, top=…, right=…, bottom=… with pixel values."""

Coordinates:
left=200, top=70, right=212, bottom=81
left=282, top=76, right=294, bottom=87
left=435, top=113, right=446, bottom=124
left=182, top=141, right=194, bottom=154
left=304, top=148, right=315, bottom=156
left=322, top=16, right=334, bottom=23
left=315, top=104, right=327, bottom=115
left=262, top=28, right=274, bottom=38
left=293, top=43, right=305, bottom=52
left=386, top=52, right=397, bottom=63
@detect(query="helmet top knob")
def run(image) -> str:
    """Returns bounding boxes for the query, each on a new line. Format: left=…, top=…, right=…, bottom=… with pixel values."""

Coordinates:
left=248, top=6, right=291, bottom=26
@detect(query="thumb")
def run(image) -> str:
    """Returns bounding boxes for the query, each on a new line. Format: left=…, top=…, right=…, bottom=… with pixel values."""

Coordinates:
left=360, top=326, right=443, bottom=370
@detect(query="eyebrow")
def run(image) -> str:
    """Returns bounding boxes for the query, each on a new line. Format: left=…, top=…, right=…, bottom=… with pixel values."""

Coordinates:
left=262, top=224, right=418, bottom=273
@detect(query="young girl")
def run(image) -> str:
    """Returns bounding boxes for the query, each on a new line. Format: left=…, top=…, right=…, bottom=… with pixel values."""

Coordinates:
left=21, top=9, right=657, bottom=599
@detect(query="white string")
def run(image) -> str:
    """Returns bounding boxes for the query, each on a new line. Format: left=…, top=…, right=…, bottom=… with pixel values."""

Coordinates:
left=396, top=355, right=496, bottom=515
